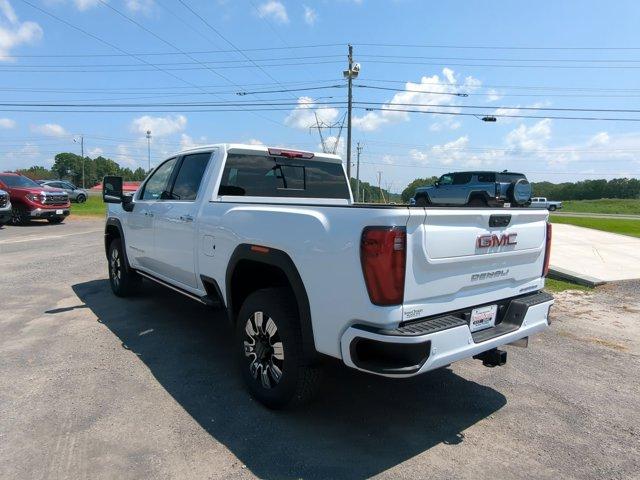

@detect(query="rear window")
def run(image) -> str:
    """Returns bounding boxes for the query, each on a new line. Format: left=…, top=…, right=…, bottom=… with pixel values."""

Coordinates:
left=497, top=173, right=526, bottom=182
left=218, top=154, right=350, bottom=199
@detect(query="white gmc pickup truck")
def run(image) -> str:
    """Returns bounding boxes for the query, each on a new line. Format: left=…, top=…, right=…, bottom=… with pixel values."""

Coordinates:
left=103, top=144, right=554, bottom=408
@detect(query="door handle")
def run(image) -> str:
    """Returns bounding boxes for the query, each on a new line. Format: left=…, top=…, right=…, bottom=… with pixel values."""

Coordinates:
left=180, top=215, right=194, bottom=222
left=144, top=212, right=154, bottom=217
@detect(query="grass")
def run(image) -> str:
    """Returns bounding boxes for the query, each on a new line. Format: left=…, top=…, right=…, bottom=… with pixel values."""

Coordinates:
left=561, top=198, right=640, bottom=215
left=70, top=194, right=106, bottom=217
left=544, top=278, right=593, bottom=293
left=550, top=215, right=640, bottom=238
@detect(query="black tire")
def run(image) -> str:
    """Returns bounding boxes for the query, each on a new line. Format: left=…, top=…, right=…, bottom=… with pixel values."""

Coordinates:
left=76, top=194, right=87, bottom=203
left=107, top=238, right=141, bottom=297
left=414, top=195, right=431, bottom=207
left=47, top=217, right=64, bottom=224
left=236, top=287, right=322, bottom=409
left=468, top=197, right=488, bottom=207
left=11, top=205, right=29, bottom=225
left=548, top=205, right=557, bottom=211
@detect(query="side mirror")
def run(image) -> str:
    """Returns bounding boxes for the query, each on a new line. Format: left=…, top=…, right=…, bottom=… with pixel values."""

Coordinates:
left=103, top=176, right=123, bottom=203
left=435, top=181, right=440, bottom=187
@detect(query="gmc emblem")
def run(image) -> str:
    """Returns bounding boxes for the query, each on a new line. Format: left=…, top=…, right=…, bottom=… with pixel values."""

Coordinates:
left=476, top=233, right=518, bottom=248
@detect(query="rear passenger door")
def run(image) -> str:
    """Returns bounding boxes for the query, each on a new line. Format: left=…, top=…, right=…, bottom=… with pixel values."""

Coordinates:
left=151, top=151, right=213, bottom=289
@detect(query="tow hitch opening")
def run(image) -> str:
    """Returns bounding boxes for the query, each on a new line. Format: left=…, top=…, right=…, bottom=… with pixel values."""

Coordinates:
left=474, top=348, right=507, bottom=367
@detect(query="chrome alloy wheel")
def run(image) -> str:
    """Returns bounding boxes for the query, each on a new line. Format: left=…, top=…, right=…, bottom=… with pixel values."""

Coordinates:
left=243, top=311, right=284, bottom=389
left=110, top=247, right=122, bottom=288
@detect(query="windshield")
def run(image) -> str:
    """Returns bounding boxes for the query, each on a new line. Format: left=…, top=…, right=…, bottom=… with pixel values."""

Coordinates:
left=0, top=175, right=41, bottom=188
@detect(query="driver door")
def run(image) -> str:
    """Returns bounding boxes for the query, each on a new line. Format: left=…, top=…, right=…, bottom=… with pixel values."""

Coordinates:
left=125, top=157, right=178, bottom=270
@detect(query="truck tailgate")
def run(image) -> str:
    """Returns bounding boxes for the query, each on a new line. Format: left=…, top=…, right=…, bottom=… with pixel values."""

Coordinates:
left=403, top=208, right=548, bottom=322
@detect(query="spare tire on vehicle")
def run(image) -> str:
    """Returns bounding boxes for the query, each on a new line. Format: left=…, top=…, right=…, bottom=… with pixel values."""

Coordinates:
left=507, top=178, right=532, bottom=206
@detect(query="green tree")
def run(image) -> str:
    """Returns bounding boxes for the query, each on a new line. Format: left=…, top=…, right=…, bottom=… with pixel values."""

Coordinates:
left=16, top=165, right=53, bottom=180
left=401, top=176, right=438, bottom=203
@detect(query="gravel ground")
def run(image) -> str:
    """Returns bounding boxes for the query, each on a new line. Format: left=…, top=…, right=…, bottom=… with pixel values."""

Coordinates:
left=0, top=218, right=638, bottom=480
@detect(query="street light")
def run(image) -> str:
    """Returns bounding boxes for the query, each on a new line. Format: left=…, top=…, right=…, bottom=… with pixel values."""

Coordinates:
left=146, top=130, right=152, bottom=172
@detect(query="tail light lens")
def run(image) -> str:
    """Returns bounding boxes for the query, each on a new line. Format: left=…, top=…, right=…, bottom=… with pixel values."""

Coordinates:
left=360, top=227, right=406, bottom=306
left=543, top=222, right=552, bottom=277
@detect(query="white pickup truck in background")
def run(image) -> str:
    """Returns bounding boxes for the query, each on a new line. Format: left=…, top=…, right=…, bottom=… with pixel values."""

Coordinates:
left=103, top=144, right=554, bottom=409
left=531, top=197, right=563, bottom=211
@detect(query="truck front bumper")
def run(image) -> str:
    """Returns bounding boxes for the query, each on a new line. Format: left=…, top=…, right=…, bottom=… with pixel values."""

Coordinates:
left=340, top=291, right=553, bottom=378
left=29, top=208, right=70, bottom=218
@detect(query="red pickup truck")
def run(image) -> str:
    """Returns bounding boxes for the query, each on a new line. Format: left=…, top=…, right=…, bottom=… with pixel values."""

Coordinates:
left=0, top=173, right=70, bottom=225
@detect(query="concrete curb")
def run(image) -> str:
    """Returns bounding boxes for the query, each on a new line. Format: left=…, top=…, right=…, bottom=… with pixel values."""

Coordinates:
left=548, top=267, right=606, bottom=288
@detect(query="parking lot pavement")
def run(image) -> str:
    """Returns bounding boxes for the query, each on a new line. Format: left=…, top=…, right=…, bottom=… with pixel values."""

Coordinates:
left=1, top=218, right=639, bottom=480
left=550, top=223, right=640, bottom=283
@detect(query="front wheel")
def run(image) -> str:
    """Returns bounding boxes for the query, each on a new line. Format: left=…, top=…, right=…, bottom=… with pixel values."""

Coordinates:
left=414, top=195, right=431, bottom=207
left=11, top=206, right=29, bottom=225
left=76, top=194, right=87, bottom=203
left=108, top=238, right=141, bottom=297
left=236, top=288, right=322, bottom=409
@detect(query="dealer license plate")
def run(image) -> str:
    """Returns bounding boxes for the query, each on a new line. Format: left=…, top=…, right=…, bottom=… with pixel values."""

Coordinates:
left=55, top=209, right=63, bottom=214
left=470, top=305, right=498, bottom=332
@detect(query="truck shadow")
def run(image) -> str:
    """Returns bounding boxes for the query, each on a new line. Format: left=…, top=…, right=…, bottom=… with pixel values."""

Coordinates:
left=72, top=279, right=506, bottom=480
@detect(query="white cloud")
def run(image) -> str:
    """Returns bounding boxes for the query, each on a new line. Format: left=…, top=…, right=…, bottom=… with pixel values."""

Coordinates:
left=284, top=96, right=339, bottom=129
left=131, top=114, right=187, bottom=137
left=245, top=138, right=264, bottom=145
left=486, top=89, right=502, bottom=102
left=4, top=142, right=47, bottom=170
left=87, top=147, right=103, bottom=157
left=72, top=0, right=102, bottom=11
left=409, top=149, right=428, bottom=163
left=179, top=133, right=210, bottom=149
left=125, top=0, right=154, bottom=14
left=505, top=118, right=552, bottom=152
left=318, top=135, right=344, bottom=156
left=257, top=1, right=289, bottom=24
left=0, top=0, right=43, bottom=59
left=0, top=117, right=15, bottom=128
left=303, top=5, right=317, bottom=25
left=587, top=131, right=610, bottom=147
left=352, top=68, right=481, bottom=131
left=30, top=123, right=68, bottom=137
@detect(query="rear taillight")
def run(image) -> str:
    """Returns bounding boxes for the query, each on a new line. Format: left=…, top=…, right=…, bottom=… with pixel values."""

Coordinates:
left=543, top=222, right=552, bottom=277
left=360, top=227, right=406, bottom=306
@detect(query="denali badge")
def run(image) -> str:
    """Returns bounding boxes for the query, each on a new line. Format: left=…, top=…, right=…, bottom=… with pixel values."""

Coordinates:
left=471, top=269, right=510, bottom=282
left=476, top=233, right=518, bottom=248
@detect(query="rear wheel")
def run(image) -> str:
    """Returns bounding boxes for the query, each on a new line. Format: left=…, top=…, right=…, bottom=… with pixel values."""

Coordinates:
left=414, top=195, right=431, bottom=207
left=47, top=217, right=64, bottom=224
left=548, top=205, right=557, bottom=211
left=108, top=238, right=141, bottom=297
left=236, top=287, right=322, bottom=409
left=468, top=197, right=488, bottom=207
left=11, top=205, right=29, bottom=225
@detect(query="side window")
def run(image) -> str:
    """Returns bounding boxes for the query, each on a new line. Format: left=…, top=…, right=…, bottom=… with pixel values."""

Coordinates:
left=452, top=173, right=472, bottom=185
left=477, top=173, right=495, bottom=183
left=140, top=158, right=177, bottom=200
left=170, top=152, right=212, bottom=201
left=439, top=174, right=453, bottom=185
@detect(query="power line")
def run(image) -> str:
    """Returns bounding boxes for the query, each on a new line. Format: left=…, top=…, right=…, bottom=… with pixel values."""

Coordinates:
left=358, top=54, right=640, bottom=64
left=0, top=43, right=343, bottom=58
left=361, top=106, right=640, bottom=122
left=354, top=42, right=640, bottom=51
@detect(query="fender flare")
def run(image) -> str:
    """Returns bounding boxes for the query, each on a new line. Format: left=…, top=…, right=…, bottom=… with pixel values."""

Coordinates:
left=104, top=217, right=130, bottom=265
left=466, top=190, right=491, bottom=205
left=226, top=244, right=317, bottom=363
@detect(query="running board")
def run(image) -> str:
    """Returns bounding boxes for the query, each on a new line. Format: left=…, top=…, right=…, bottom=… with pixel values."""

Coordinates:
left=135, top=270, right=220, bottom=307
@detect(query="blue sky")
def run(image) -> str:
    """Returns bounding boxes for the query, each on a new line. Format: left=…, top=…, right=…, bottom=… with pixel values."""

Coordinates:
left=1, top=0, right=640, bottom=191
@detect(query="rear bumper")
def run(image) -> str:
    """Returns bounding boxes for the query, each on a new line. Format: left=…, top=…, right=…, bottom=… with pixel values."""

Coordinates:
left=340, top=291, right=553, bottom=377
left=29, top=208, right=70, bottom=218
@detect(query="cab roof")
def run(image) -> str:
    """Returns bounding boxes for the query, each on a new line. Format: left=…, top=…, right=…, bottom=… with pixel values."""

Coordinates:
left=173, top=143, right=343, bottom=164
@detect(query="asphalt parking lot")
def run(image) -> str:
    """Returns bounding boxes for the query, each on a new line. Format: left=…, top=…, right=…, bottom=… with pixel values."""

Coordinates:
left=1, top=218, right=639, bottom=480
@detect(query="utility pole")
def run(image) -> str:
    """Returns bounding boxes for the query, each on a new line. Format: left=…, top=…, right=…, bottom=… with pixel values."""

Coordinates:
left=74, top=134, right=85, bottom=188
left=146, top=130, right=152, bottom=172
left=377, top=170, right=384, bottom=204
left=355, top=142, right=362, bottom=202
left=343, top=44, right=359, bottom=181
